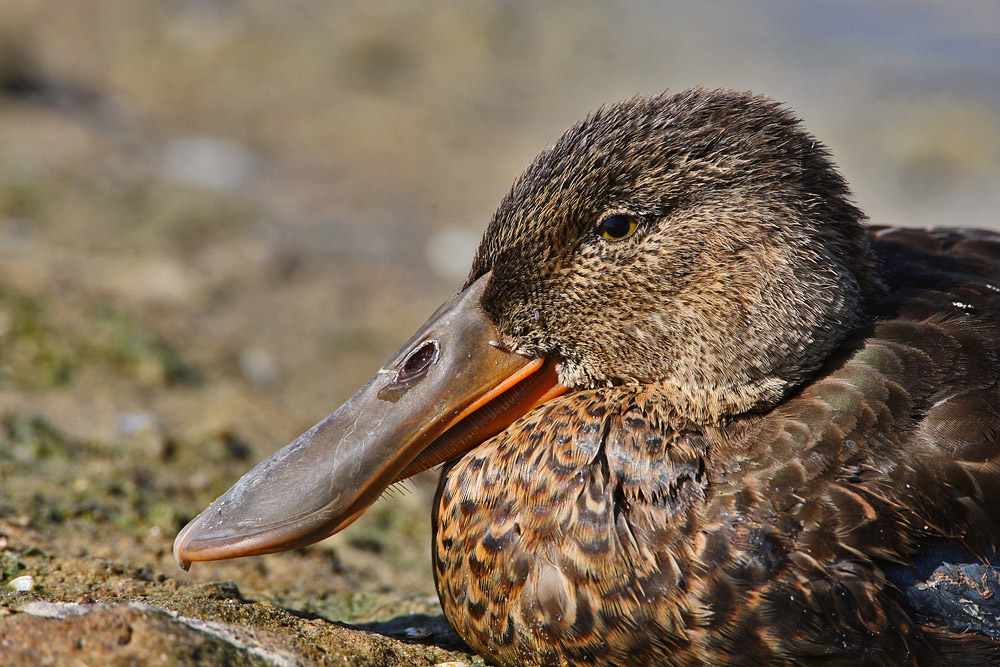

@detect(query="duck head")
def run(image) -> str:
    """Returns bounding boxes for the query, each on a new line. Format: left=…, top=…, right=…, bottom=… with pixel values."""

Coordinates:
left=174, top=88, right=878, bottom=567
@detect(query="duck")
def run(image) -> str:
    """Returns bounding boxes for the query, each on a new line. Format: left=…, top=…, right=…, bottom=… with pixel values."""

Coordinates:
left=173, top=88, right=1000, bottom=666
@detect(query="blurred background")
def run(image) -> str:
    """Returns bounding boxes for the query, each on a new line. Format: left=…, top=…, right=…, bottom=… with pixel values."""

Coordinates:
left=1, top=0, right=999, bottom=628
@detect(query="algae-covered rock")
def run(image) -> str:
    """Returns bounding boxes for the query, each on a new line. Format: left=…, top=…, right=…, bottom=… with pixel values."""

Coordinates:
left=0, top=526, right=478, bottom=665
left=2, top=600, right=475, bottom=666
left=3, top=603, right=278, bottom=667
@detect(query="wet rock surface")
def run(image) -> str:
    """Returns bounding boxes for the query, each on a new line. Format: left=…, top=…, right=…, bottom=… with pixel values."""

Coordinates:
left=3, top=599, right=469, bottom=666
left=0, top=521, right=477, bottom=666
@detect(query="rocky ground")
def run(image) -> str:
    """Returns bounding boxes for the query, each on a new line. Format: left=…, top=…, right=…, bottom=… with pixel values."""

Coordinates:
left=1, top=1, right=998, bottom=665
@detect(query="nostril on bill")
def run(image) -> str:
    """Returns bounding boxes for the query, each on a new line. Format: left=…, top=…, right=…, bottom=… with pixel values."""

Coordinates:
left=398, top=339, right=440, bottom=382
left=378, top=339, right=440, bottom=402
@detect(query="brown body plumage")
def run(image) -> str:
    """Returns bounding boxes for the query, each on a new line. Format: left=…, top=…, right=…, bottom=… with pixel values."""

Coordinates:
left=437, top=227, right=1000, bottom=665
left=435, top=91, right=1000, bottom=665
left=176, top=90, right=1000, bottom=665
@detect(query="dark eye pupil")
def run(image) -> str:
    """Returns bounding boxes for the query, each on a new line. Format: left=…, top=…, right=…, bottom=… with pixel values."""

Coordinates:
left=601, top=215, right=633, bottom=239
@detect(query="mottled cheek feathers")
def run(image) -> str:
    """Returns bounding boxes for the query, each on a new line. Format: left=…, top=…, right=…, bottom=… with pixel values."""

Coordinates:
left=471, top=88, right=877, bottom=419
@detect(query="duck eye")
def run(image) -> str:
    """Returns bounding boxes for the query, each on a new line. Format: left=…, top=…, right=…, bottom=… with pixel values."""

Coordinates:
left=597, top=214, right=638, bottom=241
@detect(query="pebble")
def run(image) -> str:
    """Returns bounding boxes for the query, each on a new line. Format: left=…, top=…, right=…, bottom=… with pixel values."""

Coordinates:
left=117, top=411, right=158, bottom=438
left=8, top=575, right=35, bottom=592
left=161, top=135, right=257, bottom=192
left=237, top=347, right=279, bottom=387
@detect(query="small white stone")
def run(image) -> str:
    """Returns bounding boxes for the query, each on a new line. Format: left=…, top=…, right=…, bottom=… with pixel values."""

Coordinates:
left=161, top=136, right=257, bottom=192
left=8, top=574, right=34, bottom=591
left=117, top=412, right=158, bottom=438
left=238, top=347, right=279, bottom=387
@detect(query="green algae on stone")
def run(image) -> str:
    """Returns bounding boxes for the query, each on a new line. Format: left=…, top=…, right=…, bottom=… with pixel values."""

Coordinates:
left=0, top=288, right=73, bottom=389
left=0, top=541, right=481, bottom=667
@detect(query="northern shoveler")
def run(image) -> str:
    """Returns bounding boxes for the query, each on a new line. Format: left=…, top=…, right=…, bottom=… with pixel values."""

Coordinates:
left=174, top=89, right=1000, bottom=665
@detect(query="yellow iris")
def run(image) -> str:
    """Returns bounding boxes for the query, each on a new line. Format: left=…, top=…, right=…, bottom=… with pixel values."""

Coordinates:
left=598, top=214, right=638, bottom=240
